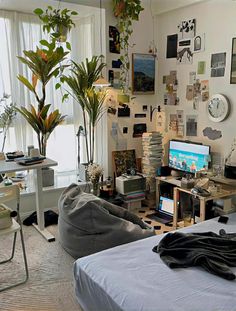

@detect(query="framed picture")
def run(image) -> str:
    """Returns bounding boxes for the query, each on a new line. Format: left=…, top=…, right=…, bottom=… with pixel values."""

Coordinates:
left=132, top=53, right=156, bottom=94
left=230, top=38, right=236, bottom=84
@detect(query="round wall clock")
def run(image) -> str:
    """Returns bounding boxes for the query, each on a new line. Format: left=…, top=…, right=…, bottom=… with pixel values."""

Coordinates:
left=207, top=94, right=230, bottom=122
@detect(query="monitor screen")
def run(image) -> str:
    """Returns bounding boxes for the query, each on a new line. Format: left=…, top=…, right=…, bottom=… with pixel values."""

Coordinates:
left=169, top=140, right=210, bottom=173
left=157, top=196, right=174, bottom=216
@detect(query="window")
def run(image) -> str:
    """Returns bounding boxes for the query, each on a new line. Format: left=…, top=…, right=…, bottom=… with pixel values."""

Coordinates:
left=0, top=10, right=97, bottom=172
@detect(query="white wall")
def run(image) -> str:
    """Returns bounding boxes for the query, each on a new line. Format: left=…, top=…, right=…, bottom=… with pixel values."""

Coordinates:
left=105, top=1, right=158, bottom=176
left=156, top=0, right=236, bottom=164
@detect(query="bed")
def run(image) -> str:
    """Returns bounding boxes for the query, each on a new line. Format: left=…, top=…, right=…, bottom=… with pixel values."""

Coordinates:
left=74, top=213, right=236, bottom=311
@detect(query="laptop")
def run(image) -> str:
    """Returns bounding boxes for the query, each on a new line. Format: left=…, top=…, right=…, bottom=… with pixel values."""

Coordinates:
left=147, top=196, right=174, bottom=224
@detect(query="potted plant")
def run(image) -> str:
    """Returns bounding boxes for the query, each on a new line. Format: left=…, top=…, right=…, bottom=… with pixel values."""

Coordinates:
left=62, top=56, right=107, bottom=180
left=34, top=6, right=78, bottom=42
left=0, top=94, right=16, bottom=152
left=17, top=39, right=68, bottom=186
left=113, top=0, right=144, bottom=99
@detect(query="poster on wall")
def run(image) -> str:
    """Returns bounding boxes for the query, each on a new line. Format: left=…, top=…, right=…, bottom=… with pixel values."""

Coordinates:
left=177, top=46, right=193, bottom=64
left=166, top=34, right=178, bottom=58
left=211, top=52, right=226, bottom=77
left=178, top=19, right=196, bottom=39
left=109, top=26, right=120, bottom=54
left=132, top=53, right=155, bottom=94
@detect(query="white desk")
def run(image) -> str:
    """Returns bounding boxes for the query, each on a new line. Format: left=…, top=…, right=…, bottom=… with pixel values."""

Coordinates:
left=0, top=158, right=57, bottom=242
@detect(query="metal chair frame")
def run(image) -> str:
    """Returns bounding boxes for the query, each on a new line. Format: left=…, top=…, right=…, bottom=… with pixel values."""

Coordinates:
left=0, top=185, right=29, bottom=292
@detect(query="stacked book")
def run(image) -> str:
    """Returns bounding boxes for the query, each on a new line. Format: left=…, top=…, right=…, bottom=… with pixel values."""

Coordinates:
left=119, top=190, right=146, bottom=202
left=142, top=132, right=163, bottom=191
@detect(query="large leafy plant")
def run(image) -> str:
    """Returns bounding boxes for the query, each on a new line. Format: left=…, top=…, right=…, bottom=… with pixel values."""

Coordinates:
left=17, top=40, right=68, bottom=156
left=113, top=0, right=144, bottom=94
left=62, top=56, right=107, bottom=163
left=34, top=6, right=78, bottom=42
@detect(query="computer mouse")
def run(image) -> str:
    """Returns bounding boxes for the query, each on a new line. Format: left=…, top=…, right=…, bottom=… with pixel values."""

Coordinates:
left=191, top=186, right=211, bottom=197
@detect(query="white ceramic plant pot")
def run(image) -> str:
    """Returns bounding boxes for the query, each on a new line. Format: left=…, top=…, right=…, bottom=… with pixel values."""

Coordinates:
left=42, top=167, right=54, bottom=187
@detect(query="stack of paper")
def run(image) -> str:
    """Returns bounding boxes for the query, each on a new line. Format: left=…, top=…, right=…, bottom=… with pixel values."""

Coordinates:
left=142, top=132, right=163, bottom=191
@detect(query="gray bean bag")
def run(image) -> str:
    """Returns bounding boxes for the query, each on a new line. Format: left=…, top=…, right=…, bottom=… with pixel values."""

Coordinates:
left=58, top=183, right=155, bottom=258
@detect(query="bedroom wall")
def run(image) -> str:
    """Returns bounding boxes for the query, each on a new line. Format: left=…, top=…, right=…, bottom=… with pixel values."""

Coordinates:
left=105, top=1, right=158, bottom=176
left=156, top=0, right=236, bottom=165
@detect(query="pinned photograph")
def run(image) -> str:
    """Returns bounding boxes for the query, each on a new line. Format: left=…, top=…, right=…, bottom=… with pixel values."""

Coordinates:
left=109, top=26, right=120, bottom=54
left=211, top=52, right=226, bottom=77
left=166, top=34, right=178, bottom=58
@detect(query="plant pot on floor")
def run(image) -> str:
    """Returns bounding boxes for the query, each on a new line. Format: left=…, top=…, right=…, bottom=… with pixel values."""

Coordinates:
left=42, top=167, right=54, bottom=187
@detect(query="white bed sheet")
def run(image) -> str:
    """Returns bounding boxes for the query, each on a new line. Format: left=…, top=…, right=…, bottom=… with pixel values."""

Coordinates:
left=74, top=213, right=236, bottom=311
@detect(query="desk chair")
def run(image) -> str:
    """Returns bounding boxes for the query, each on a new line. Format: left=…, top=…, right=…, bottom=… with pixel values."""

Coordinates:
left=0, top=185, right=29, bottom=292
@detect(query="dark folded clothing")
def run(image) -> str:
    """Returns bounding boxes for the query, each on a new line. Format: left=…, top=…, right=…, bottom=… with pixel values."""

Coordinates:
left=23, top=210, right=58, bottom=227
left=153, top=230, right=236, bottom=280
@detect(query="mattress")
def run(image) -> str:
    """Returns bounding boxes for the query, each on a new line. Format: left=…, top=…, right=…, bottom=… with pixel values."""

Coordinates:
left=74, top=213, right=236, bottom=311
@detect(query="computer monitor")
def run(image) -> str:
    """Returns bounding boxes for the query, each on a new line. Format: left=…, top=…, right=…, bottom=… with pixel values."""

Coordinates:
left=168, top=140, right=210, bottom=174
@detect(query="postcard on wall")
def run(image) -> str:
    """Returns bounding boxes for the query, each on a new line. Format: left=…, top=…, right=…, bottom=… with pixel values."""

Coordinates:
left=193, top=79, right=201, bottom=97
left=201, top=80, right=209, bottom=91
left=186, top=115, right=197, bottom=136
left=193, top=97, right=199, bottom=110
left=211, top=52, right=226, bottom=77
left=189, top=71, right=196, bottom=84
left=177, top=110, right=184, bottom=123
left=169, top=114, right=178, bottom=131
left=186, top=85, right=194, bottom=100
left=177, top=124, right=184, bottom=137
left=197, top=61, right=206, bottom=74
left=177, top=47, right=193, bottom=64
left=164, top=93, right=177, bottom=105
left=193, top=34, right=205, bottom=53
left=170, top=70, right=177, bottom=84
left=178, top=19, right=196, bottom=39
left=202, top=91, right=209, bottom=102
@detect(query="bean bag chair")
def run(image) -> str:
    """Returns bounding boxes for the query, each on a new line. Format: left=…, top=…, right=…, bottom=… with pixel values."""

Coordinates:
left=58, top=183, right=155, bottom=258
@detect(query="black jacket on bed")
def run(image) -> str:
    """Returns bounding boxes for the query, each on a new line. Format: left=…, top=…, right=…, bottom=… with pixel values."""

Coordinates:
left=153, top=229, right=236, bottom=280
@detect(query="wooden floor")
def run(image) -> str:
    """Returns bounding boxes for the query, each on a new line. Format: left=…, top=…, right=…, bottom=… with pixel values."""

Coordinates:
left=133, top=206, right=174, bottom=234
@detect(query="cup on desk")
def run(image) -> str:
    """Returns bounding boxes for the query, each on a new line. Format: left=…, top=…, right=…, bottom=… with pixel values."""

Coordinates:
left=30, top=148, right=40, bottom=158
left=183, top=211, right=192, bottom=227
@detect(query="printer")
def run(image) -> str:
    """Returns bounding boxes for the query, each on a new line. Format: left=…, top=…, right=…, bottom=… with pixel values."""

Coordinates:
left=115, top=175, right=146, bottom=195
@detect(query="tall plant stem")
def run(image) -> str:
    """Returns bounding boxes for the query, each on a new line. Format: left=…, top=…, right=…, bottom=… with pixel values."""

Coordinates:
left=89, top=121, right=92, bottom=163
left=91, top=126, right=95, bottom=164
left=82, top=109, right=89, bottom=164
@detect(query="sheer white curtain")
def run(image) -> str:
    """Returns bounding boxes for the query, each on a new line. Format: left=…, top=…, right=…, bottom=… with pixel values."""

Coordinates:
left=0, top=10, right=95, bottom=172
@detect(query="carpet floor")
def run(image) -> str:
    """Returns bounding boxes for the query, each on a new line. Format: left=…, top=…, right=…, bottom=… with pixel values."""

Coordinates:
left=0, top=225, right=83, bottom=311
left=0, top=209, right=174, bottom=311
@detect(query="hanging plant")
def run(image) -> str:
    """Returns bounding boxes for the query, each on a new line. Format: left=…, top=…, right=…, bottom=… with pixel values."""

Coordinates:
left=113, top=0, right=144, bottom=95
left=34, top=6, right=78, bottom=42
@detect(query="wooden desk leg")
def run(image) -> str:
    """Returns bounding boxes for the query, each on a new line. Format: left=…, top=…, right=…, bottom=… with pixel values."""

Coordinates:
left=32, top=168, right=55, bottom=242
left=173, top=188, right=178, bottom=229
left=156, top=179, right=160, bottom=207
left=199, top=198, right=206, bottom=222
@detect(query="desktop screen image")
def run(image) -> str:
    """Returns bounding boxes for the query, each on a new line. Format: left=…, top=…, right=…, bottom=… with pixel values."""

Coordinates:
left=169, top=140, right=210, bottom=173
left=157, top=196, right=174, bottom=216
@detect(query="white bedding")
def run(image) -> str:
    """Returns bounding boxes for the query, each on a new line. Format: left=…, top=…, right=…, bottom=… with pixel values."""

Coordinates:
left=74, top=213, right=236, bottom=311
